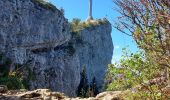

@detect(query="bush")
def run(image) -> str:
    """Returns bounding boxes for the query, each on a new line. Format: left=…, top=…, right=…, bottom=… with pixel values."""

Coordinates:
left=0, top=53, right=33, bottom=90
left=0, top=77, right=25, bottom=89
left=70, top=18, right=109, bottom=34
left=105, top=48, right=169, bottom=99
left=70, top=18, right=82, bottom=33
left=96, top=18, right=108, bottom=24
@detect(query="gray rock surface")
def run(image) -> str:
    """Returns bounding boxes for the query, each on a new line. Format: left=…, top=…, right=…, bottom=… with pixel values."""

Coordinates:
left=0, top=0, right=79, bottom=97
left=72, top=21, right=113, bottom=90
left=0, top=0, right=113, bottom=97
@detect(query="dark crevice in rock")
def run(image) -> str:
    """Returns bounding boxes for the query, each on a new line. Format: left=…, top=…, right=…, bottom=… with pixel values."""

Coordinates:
left=31, top=47, right=50, bottom=54
left=54, top=44, right=75, bottom=56
left=21, top=92, right=41, bottom=98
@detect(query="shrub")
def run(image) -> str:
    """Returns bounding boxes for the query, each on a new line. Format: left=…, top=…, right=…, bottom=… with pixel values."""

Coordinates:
left=70, top=18, right=82, bottom=33
left=96, top=18, right=108, bottom=25
left=0, top=76, right=25, bottom=89
left=70, top=18, right=109, bottom=34
left=105, top=48, right=169, bottom=99
left=0, top=53, right=33, bottom=90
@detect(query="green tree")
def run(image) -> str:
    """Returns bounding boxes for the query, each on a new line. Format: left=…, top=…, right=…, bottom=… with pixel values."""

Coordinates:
left=77, top=67, right=89, bottom=97
left=113, top=0, right=170, bottom=87
left=89, top=77, right=99, bottom=96
left=106, top=48, right=167, bottom=99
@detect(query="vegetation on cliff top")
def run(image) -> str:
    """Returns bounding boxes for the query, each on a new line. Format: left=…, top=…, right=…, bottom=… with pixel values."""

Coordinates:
left=70, top=18, right=109, bottom=34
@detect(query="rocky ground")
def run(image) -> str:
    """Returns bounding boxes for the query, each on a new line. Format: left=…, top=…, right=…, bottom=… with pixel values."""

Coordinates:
left=0, top=85, right=123, bottom=100
left=1, top=84, right=170, bottom=100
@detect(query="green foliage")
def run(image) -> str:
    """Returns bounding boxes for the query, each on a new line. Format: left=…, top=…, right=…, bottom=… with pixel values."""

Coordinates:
left=96, top=18, right=108, bottom=25
left=70, top=18, right=83, bottom=35
left=105, top=48, right=169, bottom=99
left=0, top=66, right=27, bottom=89
left=89, top=77, right=99, bottom=97
left=21, top=64, right=35, bottom=89
left=70, top=18, right=109, bottom=35
left=77, top=67, right=89, bottom=97
left=0, top=53, right=33, bottom=90
left=106, top=49, right=146, bottom=91
left=0, top=54, right=24, bottom=89
left=77, top=67, right=99, bottom=97
left=0, top=76, right=25, bottom=89
left=112, top=0, right=170, bottom=99
left=118, top=89, right=170, bottom=100
left=114, top=0, right=170, bottom=87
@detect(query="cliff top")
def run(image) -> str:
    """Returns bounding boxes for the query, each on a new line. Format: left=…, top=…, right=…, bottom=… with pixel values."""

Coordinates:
left=70, top=18, right=110, bottom=33
left=31, top=0, right=56, bottom=11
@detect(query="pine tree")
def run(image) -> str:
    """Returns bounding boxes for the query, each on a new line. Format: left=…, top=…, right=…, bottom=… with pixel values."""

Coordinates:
left=77, top=67, right=89, bottom=97
left=90, top=77, right=99, bottom=96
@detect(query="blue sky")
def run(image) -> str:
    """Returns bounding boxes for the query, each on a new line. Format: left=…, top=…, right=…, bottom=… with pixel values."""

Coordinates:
left=48, top=0, right=139, bottom=63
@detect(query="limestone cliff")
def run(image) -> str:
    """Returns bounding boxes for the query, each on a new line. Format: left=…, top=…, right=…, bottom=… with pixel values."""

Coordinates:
left=72, top=21, right=113, bottom=90
left=0, top=0, right=113, bottom=97
left=0, top=0, right=80, bottom=96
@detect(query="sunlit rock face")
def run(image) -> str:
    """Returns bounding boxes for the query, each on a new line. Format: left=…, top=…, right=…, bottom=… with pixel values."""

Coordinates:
left=72, top=21, right=113, bottom=90
left=0, top=0, right=113, bottom=97
left=0, top=0, right=80, bottom=96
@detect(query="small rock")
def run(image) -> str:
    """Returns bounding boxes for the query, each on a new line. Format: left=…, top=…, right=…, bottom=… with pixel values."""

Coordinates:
left=44, top=96, right=51, bottom=100
left=50, top=92, right=65, bottom=99
left=0, top=85, right=8, bottom=93
left=96, top=91, right=122, bottom=100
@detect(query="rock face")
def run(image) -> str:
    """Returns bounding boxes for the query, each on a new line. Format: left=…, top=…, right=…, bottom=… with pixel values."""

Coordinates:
left=72, top=22, right=113, bottom=89
left=0, top=0, right=113, bottom=97
left=0, top=0, right=80, bottom=96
